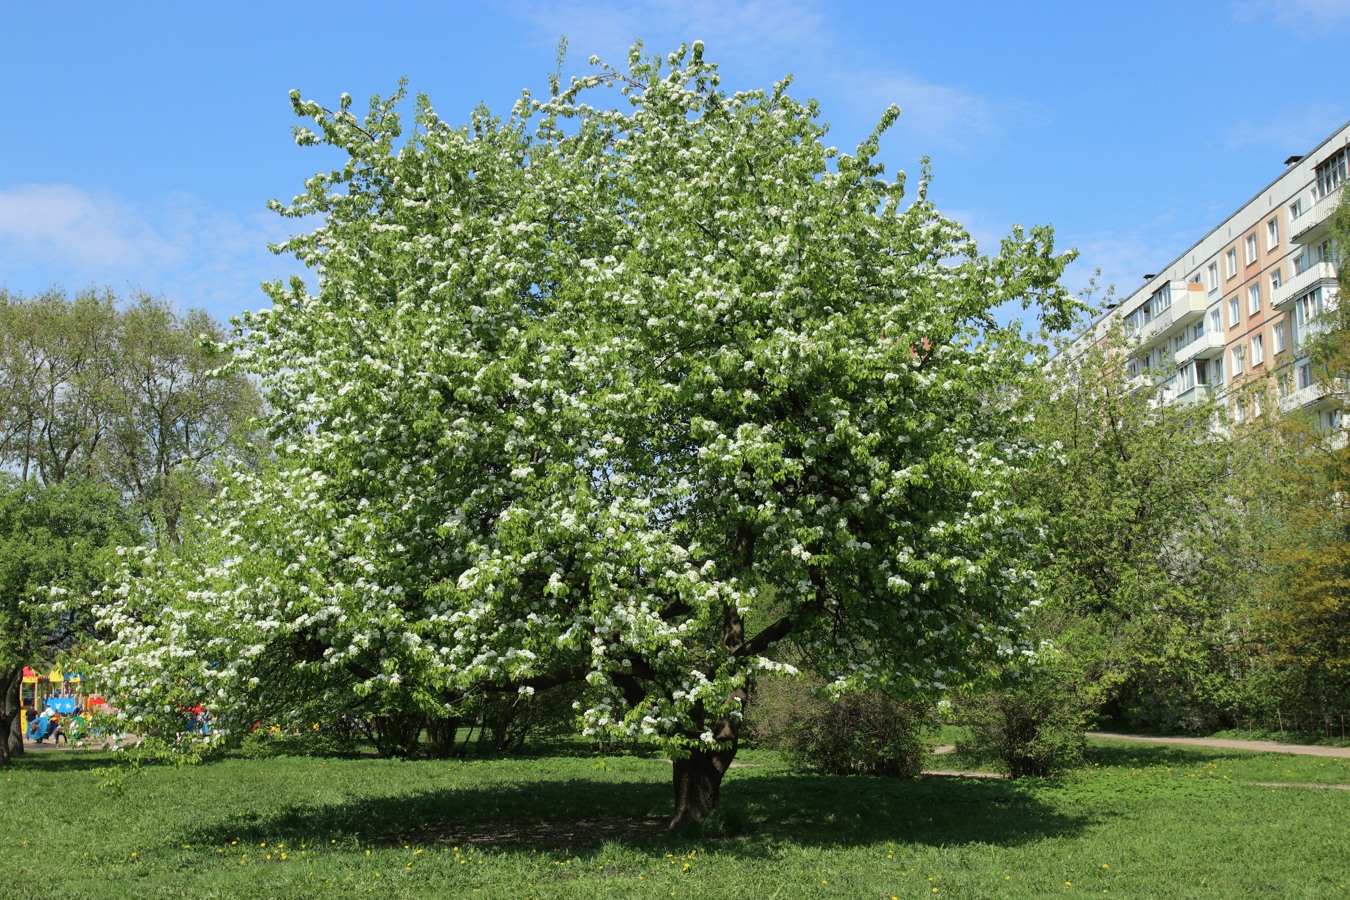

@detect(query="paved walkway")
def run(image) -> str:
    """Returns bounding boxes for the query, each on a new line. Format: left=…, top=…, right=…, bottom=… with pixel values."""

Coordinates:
left=1089, top=732, right=1350, bottom=759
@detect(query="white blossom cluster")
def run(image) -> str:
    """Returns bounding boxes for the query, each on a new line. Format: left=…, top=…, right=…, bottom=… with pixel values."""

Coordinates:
left=96, top=44, right=1075, bottom=750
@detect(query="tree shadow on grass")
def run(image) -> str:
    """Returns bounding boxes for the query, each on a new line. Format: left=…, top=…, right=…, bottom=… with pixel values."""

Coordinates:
left=177, top=766, right=1088, bottom=857
left=8, top=749, right=121, bottom=774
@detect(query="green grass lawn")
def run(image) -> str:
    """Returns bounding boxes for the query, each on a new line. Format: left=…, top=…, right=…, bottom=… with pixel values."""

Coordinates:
left=3, top=741, right=1347, bottom=899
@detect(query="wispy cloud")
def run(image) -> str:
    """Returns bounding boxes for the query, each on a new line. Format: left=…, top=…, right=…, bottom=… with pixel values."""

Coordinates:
left=505, top=0, right=1010, bottom=152
left=0, top=183, right=304, bottom=322
left=1224, top=105, right=1350, bottom=154
left=1233, top=0, right=1350, bottom=28
left=509, top=0, right=830, bottom=60
left=835, top=73, right=1004, bottom=153
left=1065, top=221, right=1199, bottom=312
left=0, top=184, right=180, bottom=271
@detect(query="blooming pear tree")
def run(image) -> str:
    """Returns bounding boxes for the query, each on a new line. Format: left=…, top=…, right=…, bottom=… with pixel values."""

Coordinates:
left=99, top=43, right=1076, bottom=826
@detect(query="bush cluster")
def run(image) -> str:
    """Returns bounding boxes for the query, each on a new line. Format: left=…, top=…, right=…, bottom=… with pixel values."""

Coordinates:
left=955, top=660, right=1095, bottom=778
left=750, top=677, right=933, bottom=777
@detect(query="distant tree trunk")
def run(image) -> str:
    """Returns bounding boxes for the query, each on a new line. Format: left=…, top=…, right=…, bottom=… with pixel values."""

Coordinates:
left=0, top=665, right=22, bottom=767
left=425, top=715, right=461, bottom=759
left=369, top=713, right=423, bottom=758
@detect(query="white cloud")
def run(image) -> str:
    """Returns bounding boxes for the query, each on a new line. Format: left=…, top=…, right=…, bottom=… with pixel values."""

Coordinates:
left=1064, top=222, right=1198, bottom=313
left=0, top=184, right=180, bottom=271
left=836, top=74, right=1001, bottom=153
left=0, top=183, right=304, bottom=323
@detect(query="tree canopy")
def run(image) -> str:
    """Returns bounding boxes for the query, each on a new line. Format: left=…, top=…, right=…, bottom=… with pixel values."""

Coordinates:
left=99, top=44, right=1076, bottom=825
left=0, top=289, right=263, bottom=542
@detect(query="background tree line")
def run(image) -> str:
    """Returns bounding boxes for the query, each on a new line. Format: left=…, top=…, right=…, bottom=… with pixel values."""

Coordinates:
left=947, top=191, right=1350, bottom=776
left=0, top=288, right=262, bottom=764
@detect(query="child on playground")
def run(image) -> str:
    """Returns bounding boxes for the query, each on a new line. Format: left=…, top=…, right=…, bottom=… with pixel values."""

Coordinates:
left=37, top=710, right=67, bottom=744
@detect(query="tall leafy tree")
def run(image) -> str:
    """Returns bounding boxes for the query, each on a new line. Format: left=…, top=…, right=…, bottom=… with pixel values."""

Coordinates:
left=0, top=288, right=120, bottom=485
left=1257, top=186, right=1350, bottom=708
left=0, top=289, right=262, bottom=540
left=0, top=477, right=136, bottom=764
left=100, top=44, right=1075, bottom=826
left=1017, top=326, right=1270, bottom=730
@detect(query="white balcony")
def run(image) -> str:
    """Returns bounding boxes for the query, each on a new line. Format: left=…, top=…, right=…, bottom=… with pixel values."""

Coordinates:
left=1136, top=286, right=1208, bottom=345
left=1292, top=186, right=1343, bottom=243
left=1174, top=384, right=1216, bottom=406
left=1278, top=382, right=1330, bottom=413
left=1273, top=261, right=1337, bottom=309
left=1173, top=331, right=1225, bottom=365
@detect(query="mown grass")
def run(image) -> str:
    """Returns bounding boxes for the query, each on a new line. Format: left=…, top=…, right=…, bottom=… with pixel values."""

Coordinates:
left=2, top=740, right=1347, bottom=899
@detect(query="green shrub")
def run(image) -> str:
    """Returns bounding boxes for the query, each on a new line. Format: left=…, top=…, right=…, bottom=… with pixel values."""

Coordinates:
left=741, top=674, right=805, bottom=750
left=955, top=657, right=1094, bottom=777
left=783, top=689, right=933, bottom=778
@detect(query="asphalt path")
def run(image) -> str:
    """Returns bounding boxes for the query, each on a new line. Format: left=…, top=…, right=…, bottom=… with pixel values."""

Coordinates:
left=1088, top=732, right=1350, bottom=759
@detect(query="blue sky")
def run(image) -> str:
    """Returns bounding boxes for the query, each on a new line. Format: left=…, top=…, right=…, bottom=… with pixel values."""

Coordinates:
left=3, top=1, right=1349, bottom=326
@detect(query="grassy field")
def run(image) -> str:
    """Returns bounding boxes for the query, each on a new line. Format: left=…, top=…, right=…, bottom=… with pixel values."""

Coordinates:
left=2, top=739, right=1347, bottom=899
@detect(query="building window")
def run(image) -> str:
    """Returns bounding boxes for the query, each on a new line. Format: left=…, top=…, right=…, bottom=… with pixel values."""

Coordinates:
left=1278, top=370, right=1292, bottom=396
left=1214, top=355, right=1225, bottom=386
left=1125, top=304, right=1150, bottom=334
left=1228, top=296, right=1240, bottom=328
left=1270, top=267, right=1283, bottom=293
left=1315, top=147, right=1348, bottom=198
left=1274, top=321, right=1286, bottom=354
left=1289, top=197, right=1304, bottom=222
left=1231, top=345, right=1244, bottom=375
left=1267, top=217, right=1279, bottom=250
left=1245, top=234, right=1258, bottom=264
left=1298, top=361, right=1312, bottom=389
left=1248, top=283, right=1261, bottom=315
left=1294, top=251, right=1310, bottom=275
left=1209, top=309, right=1222, bottom=334
left=1148, top=283, right=1172, bottom=319
left=1207, top=262, right=1219, bottom=294
left=1294, top=287, right=1325, bottom=347
left=1226, top=248, right=1238, bottom=278
left=1251, top=334, right=1264, bottom=366
left=1253, top=394, right=1263, bottom=418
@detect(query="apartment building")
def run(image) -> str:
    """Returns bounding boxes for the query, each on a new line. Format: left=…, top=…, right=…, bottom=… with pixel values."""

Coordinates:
left=1070, top=119, right=1349, bottom=430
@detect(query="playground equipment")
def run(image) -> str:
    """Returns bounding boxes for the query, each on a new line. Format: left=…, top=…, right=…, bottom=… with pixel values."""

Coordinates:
left=16, top=666, right=96, bottom=740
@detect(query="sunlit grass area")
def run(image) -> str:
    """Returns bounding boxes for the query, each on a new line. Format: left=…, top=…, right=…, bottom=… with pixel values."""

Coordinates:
left=4, top=741, right=1347, bottom=898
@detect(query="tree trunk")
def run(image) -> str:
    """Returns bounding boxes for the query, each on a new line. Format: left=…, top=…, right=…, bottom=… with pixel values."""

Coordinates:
left=0, top=665, right=23, bottom=767
left=0, top=715, right=12, bottom=766
left=425, top=715, right=461, bottom=759
left=669, top=743, right=738, bottom=829
left=8, top=714, right=22, bottom=759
